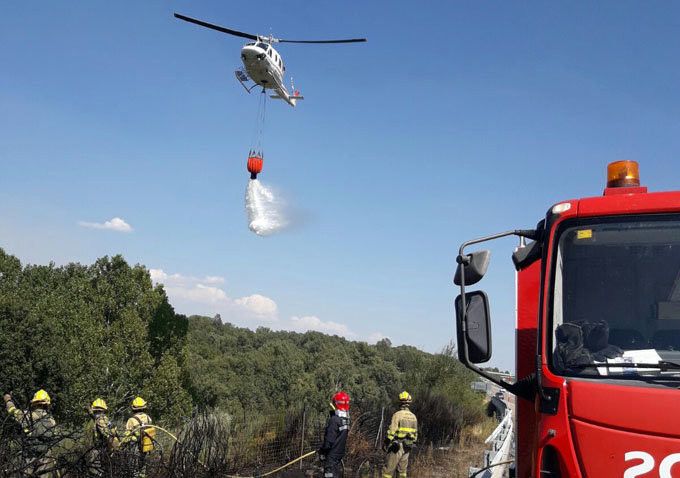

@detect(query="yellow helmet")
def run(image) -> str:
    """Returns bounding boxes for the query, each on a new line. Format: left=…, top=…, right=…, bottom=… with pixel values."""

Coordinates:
left=31, top=389, right=51, bottom=407
left=131, top=396, right=147, bottom=410
left=399, top=391, right=412, bottom=404
left=91, top=398, right=108, bottom=411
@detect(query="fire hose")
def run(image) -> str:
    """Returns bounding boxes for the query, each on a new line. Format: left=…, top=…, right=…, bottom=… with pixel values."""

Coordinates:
left=469, top=459, right=514, bottom=478
left=135, top=424, right=206, bottom=468
left=145, top=424, right=318, bottom=477
left=225, top=450, right=317, bottom=478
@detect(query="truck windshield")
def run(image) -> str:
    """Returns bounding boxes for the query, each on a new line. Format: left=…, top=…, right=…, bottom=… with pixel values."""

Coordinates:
left=551, top=215, right=680, bottom=378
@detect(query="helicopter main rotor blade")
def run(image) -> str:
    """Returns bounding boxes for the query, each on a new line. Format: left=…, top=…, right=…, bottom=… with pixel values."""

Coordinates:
left=278, top=38, right=367, bottom=44
left=174, top=13, right=258, bottom=41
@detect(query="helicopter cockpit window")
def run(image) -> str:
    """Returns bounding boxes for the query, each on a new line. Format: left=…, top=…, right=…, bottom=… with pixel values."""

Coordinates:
left=256, top=42, right=269, bottom=51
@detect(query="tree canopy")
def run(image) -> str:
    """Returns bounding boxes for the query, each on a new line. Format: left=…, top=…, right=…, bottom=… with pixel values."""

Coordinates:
left=0, top=248, right=483, bottom=430
left=0, top=249, right=190, bottom=424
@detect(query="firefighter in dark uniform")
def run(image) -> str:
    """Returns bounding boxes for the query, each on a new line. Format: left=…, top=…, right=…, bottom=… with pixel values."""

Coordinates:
left=318, top=391, right=351, bottom=478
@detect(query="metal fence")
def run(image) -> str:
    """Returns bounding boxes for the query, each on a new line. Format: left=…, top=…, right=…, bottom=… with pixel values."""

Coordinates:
left=0, top=407, right=387, bottom=477
left=1, top=405, right=468, bottom=477
left=468, top=409, right=514, bottom=478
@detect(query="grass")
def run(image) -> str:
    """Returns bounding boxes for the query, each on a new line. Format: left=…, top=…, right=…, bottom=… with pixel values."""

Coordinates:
left=408, top=417, right=498, bottom=478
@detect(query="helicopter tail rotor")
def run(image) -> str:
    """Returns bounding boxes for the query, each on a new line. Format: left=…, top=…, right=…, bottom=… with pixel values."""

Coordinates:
left=290, top=89, right=303, bottom=107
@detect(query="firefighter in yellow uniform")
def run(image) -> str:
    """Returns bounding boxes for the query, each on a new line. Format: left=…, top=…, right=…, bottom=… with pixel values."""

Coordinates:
left=382, top=391, right=418, bottom=478
left=121, top=396, right=155, bottom=478
left=3, top=389, right=59, bottom=477
left=88, top=398, right=120, bottom=477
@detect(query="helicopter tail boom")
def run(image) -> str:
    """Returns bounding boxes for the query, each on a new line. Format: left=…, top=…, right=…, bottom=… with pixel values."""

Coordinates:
left=270, top=92, right=304, bottom=107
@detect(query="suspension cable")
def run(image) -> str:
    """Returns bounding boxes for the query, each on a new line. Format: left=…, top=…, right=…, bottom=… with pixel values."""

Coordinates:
left=256, top=89, right=267, bottom=154
left=249, top=90, right=265, bottom=153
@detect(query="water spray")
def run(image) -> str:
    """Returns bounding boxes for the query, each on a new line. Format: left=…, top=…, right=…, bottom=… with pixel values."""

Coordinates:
left=245, top=179, right=289, bottom=236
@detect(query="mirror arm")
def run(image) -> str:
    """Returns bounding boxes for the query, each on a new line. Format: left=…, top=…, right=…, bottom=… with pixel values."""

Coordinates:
left=456, top=228, right=538, bottom=395
left=457, top=229, right=538, bottom=258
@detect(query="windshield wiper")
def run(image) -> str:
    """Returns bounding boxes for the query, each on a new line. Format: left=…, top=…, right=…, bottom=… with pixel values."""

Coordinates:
left=571, top=360, right=680, bottom=371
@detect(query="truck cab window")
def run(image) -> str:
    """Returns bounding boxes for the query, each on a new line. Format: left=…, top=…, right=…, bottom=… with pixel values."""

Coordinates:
left=551, top=216, right=680, bottom=378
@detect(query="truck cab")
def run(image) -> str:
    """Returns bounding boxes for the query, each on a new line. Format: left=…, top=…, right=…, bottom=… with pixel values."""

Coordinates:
left=454, top=161, right=680, bottom=477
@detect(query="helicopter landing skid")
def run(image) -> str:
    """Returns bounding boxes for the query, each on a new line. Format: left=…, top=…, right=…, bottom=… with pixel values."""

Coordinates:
left=235, top=70, right=258, bottom=94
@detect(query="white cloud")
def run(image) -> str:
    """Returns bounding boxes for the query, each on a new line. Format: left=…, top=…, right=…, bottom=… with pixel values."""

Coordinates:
left=150, top=269, right=225, bottom=288
left=168, top=283, right=229, bottom=304
left=204, top=276, right=225, bottom=285
left=149, top=268, right=167, bottom=283
left=367, top=332, right=388, bottom=344
left=150, top=268, right=355, bottom=338
left=150, top=268, right=278, bottom=323
left=235, top=294, right=278, bottom=318
left=289, top=315, right=354, bottom=337
left=78, top=217, right=133, bottom=233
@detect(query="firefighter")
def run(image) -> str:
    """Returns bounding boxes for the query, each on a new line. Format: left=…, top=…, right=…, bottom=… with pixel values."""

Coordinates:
left=3, top=389, right=58, bottom=477
left=121, top=396, right=155, bottom=477
left=88, top=398, right=120, bottom=477
left=318, top=391, right=351, bottom=478
left=382, top=391, right=418, bottom=478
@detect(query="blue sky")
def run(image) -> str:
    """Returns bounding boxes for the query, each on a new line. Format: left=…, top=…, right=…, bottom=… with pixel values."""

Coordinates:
left=2, top=1, right=679, bottom=370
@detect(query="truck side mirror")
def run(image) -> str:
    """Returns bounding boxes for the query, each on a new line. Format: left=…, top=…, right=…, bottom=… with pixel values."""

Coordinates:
left=455, top=291, right=492, bottom=363
left=454, top=250, right=491, bottom=286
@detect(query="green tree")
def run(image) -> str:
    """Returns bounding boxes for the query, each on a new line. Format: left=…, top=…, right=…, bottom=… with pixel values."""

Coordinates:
left=0, top=250, right=190, bottom=424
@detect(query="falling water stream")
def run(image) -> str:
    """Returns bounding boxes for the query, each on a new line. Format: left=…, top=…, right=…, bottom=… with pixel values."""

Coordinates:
left=245, top=179, right=288, bottom=236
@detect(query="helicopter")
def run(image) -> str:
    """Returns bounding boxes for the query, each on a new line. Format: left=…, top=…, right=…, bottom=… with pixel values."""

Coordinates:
left=174, top=13, right=366, bottom=107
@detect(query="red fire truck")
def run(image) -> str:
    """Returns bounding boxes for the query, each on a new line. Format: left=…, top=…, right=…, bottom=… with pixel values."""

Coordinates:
left=454, top=161, right=680, bottom=477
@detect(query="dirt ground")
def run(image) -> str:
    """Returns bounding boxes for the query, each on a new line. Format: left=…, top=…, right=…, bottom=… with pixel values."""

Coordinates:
left=272, top=420, right=495, bottom=478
